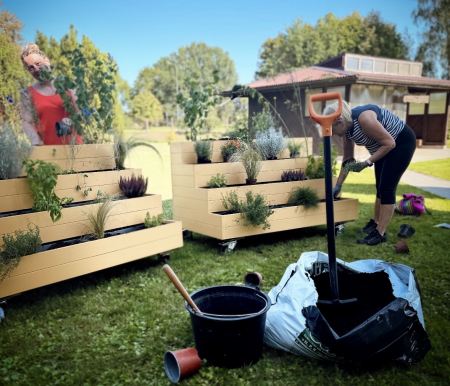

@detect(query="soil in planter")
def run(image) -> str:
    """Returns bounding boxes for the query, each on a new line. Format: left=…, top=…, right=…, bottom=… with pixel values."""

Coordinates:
left=214, top=199, right=329, bottom=215
left=312, top=270, right=396, bottom=336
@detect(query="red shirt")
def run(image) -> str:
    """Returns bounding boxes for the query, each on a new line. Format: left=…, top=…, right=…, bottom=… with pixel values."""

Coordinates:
left=28, top=86, right=83, bottom=145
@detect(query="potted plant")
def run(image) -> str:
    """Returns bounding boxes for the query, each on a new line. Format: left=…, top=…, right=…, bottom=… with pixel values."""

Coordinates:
left=255, top=128, right=285, bottom=160
left=229, top=143, right=262, bottom=185
left=207, top=173, right=228, bottom=188
left=281, top=169, right=307, bottom=182
left=119, top=174, right=148, bottom=198
left=194, top=140, right=214, bottom=164
left=0, top=126, right=33, bottom=180
left=287, top=186, right=319, bottom=209
left=306, top=144, right=338, bottom=179
left=287, top=139, right=303, bottom=159
left=220, top=140, right=240, bottom=162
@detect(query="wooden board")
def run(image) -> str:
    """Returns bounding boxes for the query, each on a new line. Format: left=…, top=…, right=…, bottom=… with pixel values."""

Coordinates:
left=0, top=195, right=162, bottom=246
left=0, top=169, right=141, bottom=213
left=0, top=220, right=183, bottom=298
left=20, top=144, right=116, bottom=176
left=174, top=198, right=358, bottom=240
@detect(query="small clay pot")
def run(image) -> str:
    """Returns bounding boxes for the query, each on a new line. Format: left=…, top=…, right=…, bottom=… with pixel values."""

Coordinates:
left=244, top=272, right=263, bottom=288
left=395, top=240, right=410, bottom=254
left=245, top=178, right=257, bottom=185
left=397, top=224, right=415, bottom=238
left=164, top=348, right=201, bottom=383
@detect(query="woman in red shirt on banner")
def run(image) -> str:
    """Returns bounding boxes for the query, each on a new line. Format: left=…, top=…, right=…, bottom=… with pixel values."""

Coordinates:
left=20, top=43, right=83, bottom=145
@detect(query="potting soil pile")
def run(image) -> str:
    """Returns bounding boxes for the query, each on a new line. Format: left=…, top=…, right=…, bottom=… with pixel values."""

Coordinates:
left=264, top=251, right=431, bottom=365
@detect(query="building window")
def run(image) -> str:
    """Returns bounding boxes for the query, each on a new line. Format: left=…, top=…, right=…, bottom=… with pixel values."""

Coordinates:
left=387, top=62, right=399, bottom=74
left=346, top=57, right=359, bottom=70
left=428, top=92, right=447, bottom=114
left=409, top=103, right=425, bottom=115
left=361, top=59, right=373, bottom=71
left=374, top=60, right=386, bottom=73
left=304, top=88, right=323, bottom=117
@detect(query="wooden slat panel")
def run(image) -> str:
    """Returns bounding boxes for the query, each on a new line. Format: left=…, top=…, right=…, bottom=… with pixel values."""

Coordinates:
left=173, top=206, right=223, bottom=227
left=172, top=196, right=209, bottom=212
left=0, top=221, right=183, bottom=298
left=173, top=216, right=224, bottom=239
left=172, top=186, right=208, bottom=200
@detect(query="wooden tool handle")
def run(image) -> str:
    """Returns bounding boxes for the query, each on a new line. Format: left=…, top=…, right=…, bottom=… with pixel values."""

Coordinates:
left=163, top=264, right=202, bottom=314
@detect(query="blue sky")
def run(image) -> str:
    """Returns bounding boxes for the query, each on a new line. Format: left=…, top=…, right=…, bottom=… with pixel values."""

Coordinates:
left=3, top=0, right=423, bottom=87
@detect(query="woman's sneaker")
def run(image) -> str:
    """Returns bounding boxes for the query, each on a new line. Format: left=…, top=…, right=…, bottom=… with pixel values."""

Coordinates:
left=361, top=219, right=377, bottom=234
left=357, top=229, right=387, bottom=245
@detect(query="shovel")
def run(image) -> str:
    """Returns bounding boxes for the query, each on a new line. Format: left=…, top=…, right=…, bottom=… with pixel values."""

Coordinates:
left=309, top=92, right=357, bottom=306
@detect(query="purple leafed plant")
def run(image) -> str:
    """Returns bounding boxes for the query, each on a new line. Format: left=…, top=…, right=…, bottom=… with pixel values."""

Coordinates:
left=119, top=174, right=148, bottom=198
left=281, top=169, right=307, bottom=182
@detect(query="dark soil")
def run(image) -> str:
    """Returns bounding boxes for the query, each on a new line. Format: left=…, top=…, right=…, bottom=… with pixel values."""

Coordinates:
left=214, top=199, right=329, bottom=215
left=312, top=270, right=396, bottom=336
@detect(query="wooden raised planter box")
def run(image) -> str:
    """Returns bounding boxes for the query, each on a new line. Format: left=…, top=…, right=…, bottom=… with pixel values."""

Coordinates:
left=175, top=199, right=358, bottom=240
left=0, top=194, right=162, bottom=246
left=0, top=168, right=141, bottom=213
left=0, top=220, right=183, bottom=298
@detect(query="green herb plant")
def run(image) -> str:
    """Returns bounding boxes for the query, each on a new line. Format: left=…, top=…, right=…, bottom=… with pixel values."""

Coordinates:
left=221, top=190, right=274, bottom=230
left=305, top=144, right=338, bottom=179
left=207, top=173, right=228, bottom=188
left=23, top=159, right=74, bottom=222
left=229, top=143, right=263, bottom=183
left=144, top=212, right=163, bottom=228
left=194, top=140, right=214, bottom=162
left=0, top=223, right=42, bottom=285
left=287, top=139, right=303, bottom=158
left=287, top=186, right=320, bottom=209
left=83, top=197, right=117, bottom=240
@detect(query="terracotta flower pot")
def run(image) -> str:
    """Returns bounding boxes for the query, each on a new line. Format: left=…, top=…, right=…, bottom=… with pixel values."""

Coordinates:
left=244, top=272, right=263, bottom=287
left=164, top=348, right=201, bottom=383
left=395, top=240, right=410, bottom=254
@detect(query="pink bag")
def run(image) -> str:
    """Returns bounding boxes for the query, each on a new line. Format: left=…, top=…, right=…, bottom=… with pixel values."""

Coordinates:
left=395, top=194, right=430, bottom=215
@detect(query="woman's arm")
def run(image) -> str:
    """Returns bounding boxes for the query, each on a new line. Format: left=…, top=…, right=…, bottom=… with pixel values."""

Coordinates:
left=20, top=91, right=43, bottom=145
left=336, top=135, right=354, bottom=185
left=358, top=110, right=396, bottom=163
left=68, top=88, right=81, bottom=114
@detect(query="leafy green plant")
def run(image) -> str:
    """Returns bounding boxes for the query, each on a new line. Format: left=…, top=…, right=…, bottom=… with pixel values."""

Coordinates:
left=287, top=139, right=303, bottom=158
left=194, top=140, right=214, bottom=162
left=144, top=212, right=163, bottom=228
left=83, top=197, right=117, bottom=240
left=207, top=173, right=228, bottom=188
left=305, top=144, right=338, bottom=179
left=220, top=140, right=240, bottom=160
left=229, top=143, right=263, bottom=183
left=281, top=169, right=307, bottom=182
left=287, top=186, right=320, bottom=209
left=255, top=127, right=285, bottom=160
left=114, top=133, right=161, bottom=170
left=0, top=126, right=33, bottom=180
left=23, top=159, right=73, bottom=222
left=221, top=190, right=274, bottom=230
left=119, top=174, right=148, bottom=198
left=0, top=223, right=42, bottom=285
left=176, top=73, right=220, bottom=141
left=251, top=103, right=277, bottom=136
left=39, top=45, right=117, bottom=143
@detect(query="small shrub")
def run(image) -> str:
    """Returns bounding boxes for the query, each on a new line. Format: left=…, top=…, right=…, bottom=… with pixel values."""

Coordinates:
left=0, top=223, right=42, bottom=284
left=24, top=159, right=73, bottom=222
left=207, top=173, right=228, bottom=188
left=229, top=143, right=262, bottom=182
left=194, top=140, right=214, bottom=162
left=281, top=169, right=307, bottom=182
left=287, top=187, right=319, bottom=209
left=305, top=144, right=338, bottom=179
left=144, top=212, right=163, bottom=228
left=221, top=190, right=274, bottom=230
left=0, top=126, right=33, bottom=180
left=251, top=104, right=276, bottom=134
left=255, top=127, right=285, bottom=160
left=287, top=140, right=302, bottom=158
left=221, top=140, right=240, bottom=160
left=83, top=197, right=117, bottom=240
left=119, top=174, right=148, bottom=198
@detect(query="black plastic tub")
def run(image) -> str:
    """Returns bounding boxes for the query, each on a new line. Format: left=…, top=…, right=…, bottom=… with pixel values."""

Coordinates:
left=185, top=285, right=271, bottom=368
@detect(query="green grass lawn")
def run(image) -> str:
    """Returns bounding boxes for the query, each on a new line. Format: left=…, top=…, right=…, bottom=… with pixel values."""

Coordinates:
left=408, top=158, right=450, bottom=181
left=1, top=167, right=449, bottom=385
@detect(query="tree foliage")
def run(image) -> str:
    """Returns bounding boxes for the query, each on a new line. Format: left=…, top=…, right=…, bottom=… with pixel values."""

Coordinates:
left=413, top=0, right=450, bottom=79
left=129, top=90, right=163, bottom=132
left=256, top=11, right=409, bottom=79
left=133, top=42, right=238, bottom=120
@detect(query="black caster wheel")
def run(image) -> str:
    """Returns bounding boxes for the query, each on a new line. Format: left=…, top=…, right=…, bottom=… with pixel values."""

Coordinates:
left=158, top=253, right=170, bottom=264
left=183, top=230, right=193, bottom=240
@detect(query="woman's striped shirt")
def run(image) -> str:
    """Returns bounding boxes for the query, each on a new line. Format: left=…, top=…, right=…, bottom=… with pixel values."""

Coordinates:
left=346, top=105, right=405, bottom=155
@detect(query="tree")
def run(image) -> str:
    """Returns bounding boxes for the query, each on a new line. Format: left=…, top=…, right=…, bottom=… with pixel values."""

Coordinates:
left=129, top=90, right=163, bottom=132
left=256, top=11, right=409, bottom=79
left=413, top=0, right=450, bottom=79
left=133, top=42, right=238, bottom=121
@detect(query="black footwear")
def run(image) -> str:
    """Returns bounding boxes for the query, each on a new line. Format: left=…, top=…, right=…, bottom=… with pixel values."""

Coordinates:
left=361, top=219, right=377, bottom=234
left=357, top=229, right=387, bottom=245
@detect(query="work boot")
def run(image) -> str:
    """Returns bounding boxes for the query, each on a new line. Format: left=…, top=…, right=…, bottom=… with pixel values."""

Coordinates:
left=361, top=219, right=377, bottom=234
left=357, top=229, right=387, bottom=245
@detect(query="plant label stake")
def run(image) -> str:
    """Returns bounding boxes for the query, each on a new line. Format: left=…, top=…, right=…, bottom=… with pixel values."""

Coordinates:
left=309, top=92, right=357, bottom=306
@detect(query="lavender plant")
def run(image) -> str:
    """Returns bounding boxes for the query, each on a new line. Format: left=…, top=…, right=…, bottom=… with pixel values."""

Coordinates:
left=281, top=169, right=307, bottom=182
left=119, top=174, right=148, bottom=198
left=255, top=127, right=285, bottom=160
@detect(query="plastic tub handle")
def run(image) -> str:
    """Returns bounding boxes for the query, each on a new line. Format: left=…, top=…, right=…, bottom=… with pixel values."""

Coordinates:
left=309, top=92, right=342, bottom=137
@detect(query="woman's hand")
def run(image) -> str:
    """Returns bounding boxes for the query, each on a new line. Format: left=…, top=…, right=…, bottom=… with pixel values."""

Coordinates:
left=62, top=117, right=73, bottom=126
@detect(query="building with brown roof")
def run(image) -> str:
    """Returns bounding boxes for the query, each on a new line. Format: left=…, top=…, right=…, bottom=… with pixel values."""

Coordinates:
left=240, top=53, right=450, bottom=153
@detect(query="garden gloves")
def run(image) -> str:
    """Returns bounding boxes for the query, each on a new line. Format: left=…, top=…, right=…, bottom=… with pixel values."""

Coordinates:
left=332, top=184, right=342, bottom=199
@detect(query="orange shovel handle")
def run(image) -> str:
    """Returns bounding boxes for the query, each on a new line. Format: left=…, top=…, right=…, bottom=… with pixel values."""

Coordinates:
left=309, top=92, right=342, bottom=137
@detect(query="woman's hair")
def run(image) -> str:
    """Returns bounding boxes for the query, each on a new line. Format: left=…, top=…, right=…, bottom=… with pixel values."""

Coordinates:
left=323, top=100, right=352, bottom=125
left=20, top=43, right=50, bottom=65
